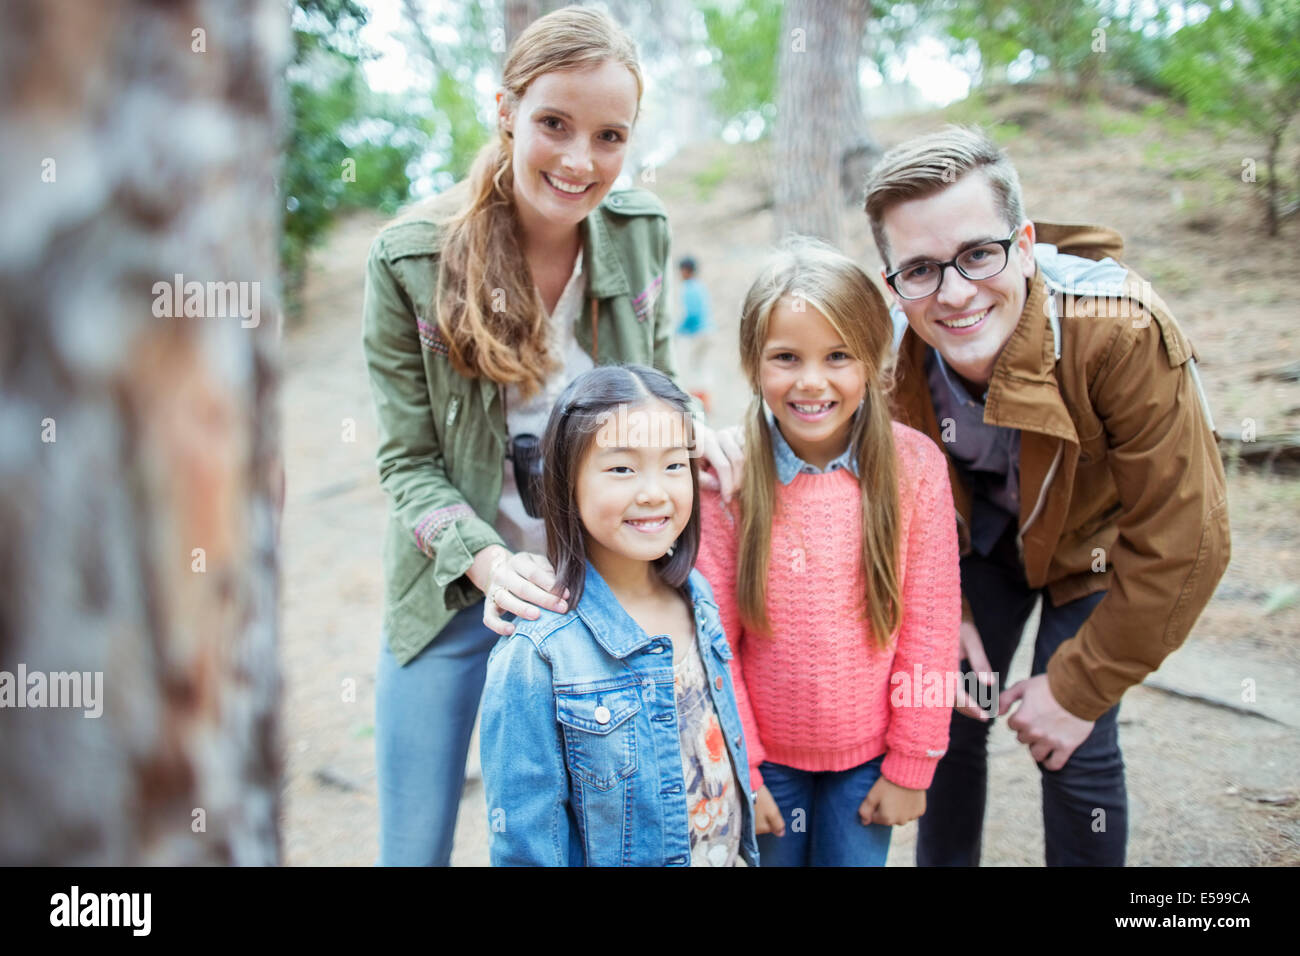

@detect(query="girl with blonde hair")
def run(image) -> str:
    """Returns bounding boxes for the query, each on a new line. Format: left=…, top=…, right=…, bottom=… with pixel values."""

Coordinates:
left=695, top=237, right=962, bottom=866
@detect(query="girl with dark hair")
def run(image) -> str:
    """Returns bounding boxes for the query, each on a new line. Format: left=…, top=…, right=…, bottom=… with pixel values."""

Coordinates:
left=478, top=365, right=757, bottom=867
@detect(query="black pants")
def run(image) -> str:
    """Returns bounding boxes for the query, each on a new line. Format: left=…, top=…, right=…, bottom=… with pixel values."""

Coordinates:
left=916, top=544, right=1128, bottom=866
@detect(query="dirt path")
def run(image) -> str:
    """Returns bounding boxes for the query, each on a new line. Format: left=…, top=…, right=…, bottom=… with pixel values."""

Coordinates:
left=280, top=91, right=1299, bottom=866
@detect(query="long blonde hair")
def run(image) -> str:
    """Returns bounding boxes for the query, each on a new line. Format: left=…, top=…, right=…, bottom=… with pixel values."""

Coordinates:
left=736, top=238, right=902, bottom=648
left=432, top=6, right=642, bottom=399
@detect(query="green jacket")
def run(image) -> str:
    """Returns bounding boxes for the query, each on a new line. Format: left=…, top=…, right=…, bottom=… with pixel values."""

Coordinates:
left=362, top=188, right=689, bottom=665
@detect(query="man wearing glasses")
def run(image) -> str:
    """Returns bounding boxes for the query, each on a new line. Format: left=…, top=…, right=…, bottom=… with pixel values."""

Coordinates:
left=864, top=125, right=1230, bottom=866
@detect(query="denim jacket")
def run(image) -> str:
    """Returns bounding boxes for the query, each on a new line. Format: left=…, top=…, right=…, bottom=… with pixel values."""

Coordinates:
left=479, top=561, right=759, bottom=867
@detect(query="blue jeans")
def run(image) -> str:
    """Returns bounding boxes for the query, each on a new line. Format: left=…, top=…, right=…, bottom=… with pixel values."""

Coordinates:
left=916, top=535, right=1126, bottom=867
left=375, top=600, right=497, bottom=866
left=756, top=755, right=893, bottom=866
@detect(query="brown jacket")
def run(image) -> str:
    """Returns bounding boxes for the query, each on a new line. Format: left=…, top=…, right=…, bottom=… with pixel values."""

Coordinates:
left=891, top=222, right=1230, bottom=721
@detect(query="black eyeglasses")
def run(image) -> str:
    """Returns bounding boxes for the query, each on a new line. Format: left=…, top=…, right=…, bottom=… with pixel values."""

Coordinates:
left=885, top=229, right=1020, bottom=300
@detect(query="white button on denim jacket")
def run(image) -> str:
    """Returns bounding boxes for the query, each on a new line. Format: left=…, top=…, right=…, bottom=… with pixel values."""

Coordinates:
left=479, top=560, right=760, bottom=867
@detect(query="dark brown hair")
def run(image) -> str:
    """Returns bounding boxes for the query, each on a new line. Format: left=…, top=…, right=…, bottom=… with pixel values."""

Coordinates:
left=540, top=365, right=700, bottom=609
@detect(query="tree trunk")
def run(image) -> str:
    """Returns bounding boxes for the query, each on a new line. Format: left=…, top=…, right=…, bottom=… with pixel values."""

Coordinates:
left=774, top=0, right=874, bottom=243
left=1266, top=128, right=1281, bottom=237
left=0, top=0, right=285, bottom=864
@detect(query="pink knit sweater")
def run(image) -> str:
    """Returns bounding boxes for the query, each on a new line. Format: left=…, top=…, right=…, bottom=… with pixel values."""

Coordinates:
left=696, top=421, right=961, bottom=793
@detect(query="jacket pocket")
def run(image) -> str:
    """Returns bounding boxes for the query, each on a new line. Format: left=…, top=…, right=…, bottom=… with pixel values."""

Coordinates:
left=556, top=688, right=640, bottom=792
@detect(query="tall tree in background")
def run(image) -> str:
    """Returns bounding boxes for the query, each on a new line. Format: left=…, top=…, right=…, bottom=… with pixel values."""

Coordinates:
left=285, top=0, right=424, bottom=309
left=1162, top=0, right=1300, bottom=238
left=774, top=0, right=874, bottom=242
left=0, top=0, right=284, bottom=863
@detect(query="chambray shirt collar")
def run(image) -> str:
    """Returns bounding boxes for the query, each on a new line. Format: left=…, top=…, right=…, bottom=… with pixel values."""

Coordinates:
left=763, top=404, right=860, bottom=485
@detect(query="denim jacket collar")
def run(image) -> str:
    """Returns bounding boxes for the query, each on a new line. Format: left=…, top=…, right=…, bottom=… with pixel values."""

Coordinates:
left=575, top=559, right=717, bottom=659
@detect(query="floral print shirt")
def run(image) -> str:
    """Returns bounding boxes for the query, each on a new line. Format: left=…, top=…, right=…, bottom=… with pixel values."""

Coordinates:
left=674, top=630, right=746, bottom=867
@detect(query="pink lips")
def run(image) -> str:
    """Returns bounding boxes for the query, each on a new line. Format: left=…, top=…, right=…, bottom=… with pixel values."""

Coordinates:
left=543, top=172, right=593, bottom=199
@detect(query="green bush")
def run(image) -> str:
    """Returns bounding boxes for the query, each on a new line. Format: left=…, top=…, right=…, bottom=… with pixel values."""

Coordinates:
left=282, top=0, right=425, bottom=309
left=1161, top=0, right=1300, bottom=236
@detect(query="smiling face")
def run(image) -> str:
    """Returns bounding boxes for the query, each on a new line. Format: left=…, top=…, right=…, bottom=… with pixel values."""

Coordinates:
left=499, top=59, right=639, bottom=241
left=575, top=398, right=694, bottom=576
left=759, top=297, right=867, bottom=470
left=880, top=172, right=1036, bottom=387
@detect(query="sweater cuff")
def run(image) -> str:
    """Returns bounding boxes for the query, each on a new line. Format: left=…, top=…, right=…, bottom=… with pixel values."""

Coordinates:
left=748, top=763, right=764, bottom=796
left=881, top=750, right=941, bottom=791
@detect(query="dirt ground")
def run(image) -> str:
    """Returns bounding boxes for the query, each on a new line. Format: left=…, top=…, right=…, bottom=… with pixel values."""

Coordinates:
left=279, top=88, right=1299, bottom=866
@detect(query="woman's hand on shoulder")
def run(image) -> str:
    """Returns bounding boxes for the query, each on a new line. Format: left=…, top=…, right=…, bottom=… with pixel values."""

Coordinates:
left=695, top=422, right=745, bottom=505
left=859, top=775, right=926, bottom=828
left=471, top=545, right=570, bottom=636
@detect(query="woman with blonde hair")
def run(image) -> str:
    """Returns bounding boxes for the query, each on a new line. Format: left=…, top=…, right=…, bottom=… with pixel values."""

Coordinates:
left=362, top=5, right=742, bottom=865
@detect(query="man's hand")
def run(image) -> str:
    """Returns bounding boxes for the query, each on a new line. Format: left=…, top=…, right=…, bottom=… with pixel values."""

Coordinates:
left=859, top=775, right=926, bottom=827
left=953, top=619, right=996, bottom=720
left=695, top=422, right=745, bottom=504
left=754, top=784, right=785, bottom=836
left=998, top=674, right=1094, bottom=771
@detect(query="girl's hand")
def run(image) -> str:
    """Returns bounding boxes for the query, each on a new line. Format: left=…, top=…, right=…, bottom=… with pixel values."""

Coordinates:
left=858, top=775, right=926, bottom=827
left=694, top=422, right=745, bottom=504
left=470, top=545, right=570, bottom=637
left=754, top=784, right=785, bottom=837
left=954, top=619, right=995, bottom=720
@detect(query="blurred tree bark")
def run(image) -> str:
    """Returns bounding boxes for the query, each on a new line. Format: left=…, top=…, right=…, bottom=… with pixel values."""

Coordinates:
left=774, top=0, right=876, bottom=243
left=0, top=0, right=285, bottom=863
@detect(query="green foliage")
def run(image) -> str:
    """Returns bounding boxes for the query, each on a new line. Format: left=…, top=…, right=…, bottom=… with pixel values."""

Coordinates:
left=426, top=69, right=490, bottom=190
left=401, top=0, right=497, bottom=189
left=699, top=0, right=783, bottom=135
left=1161, top=0, right=1300, bottom=140
left=1161, top=0, right=1300, bottom=233
left=939, top=0, right=1032, bottom=77
left=939, top=0, right=1106, bottom=89
left=988, top=121, right=1023, bottom=144
left=1101, top=3, right=1178, bottom=96
left=919, top=0, right=1188, bottom=98
left=283, top=0, right=425, bottom=307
